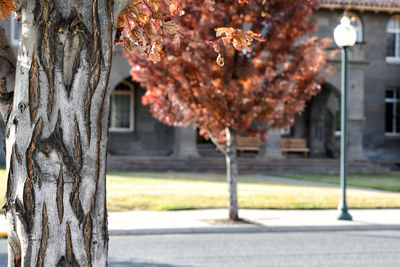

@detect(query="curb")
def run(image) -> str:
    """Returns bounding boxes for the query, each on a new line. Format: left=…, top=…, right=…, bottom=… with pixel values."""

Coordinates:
left=0, top=225, right=398, bottom=238
left=108, top=224, right=400, bottom=236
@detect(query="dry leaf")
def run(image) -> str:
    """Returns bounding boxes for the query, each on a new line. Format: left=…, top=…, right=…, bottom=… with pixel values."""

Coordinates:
left=163, top=20, right=181, bottom=35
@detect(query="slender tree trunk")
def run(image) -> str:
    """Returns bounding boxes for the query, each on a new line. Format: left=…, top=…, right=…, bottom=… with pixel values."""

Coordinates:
left=3, top=0, right=131, bottom=266
left=225, top=128, right=239, bottom=221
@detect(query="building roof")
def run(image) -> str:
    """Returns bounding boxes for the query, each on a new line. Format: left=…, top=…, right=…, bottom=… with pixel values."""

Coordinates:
left=319, top=0, right=400, bottom=12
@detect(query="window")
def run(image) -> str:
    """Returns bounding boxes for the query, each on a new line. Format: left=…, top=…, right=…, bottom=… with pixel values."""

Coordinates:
left=385, top=89, right=400, bottom=136
left=347, top=13, right=363, bottom=43
left=386, top=16, right=400, bottom=61
left=110, top=80, right=134, bottom=132
left=10, top=12, right=18, bottom=46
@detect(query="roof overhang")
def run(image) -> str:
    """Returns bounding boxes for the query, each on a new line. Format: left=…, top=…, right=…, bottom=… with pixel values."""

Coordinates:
left=318, top=4, right=400, bottom=13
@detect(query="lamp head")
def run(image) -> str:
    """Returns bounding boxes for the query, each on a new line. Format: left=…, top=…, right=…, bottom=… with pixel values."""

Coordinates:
left=334, top=14, right=357, bottom=47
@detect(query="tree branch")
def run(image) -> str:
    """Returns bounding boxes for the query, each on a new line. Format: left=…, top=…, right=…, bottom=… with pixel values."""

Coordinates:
left=208, top=130, right=228, bottom=156
left=0, top=26, right=16, bottom=122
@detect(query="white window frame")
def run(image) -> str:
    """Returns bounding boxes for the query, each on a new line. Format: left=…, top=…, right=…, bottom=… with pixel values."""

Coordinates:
left=347, top=12, right=363, bottom=43
left=10, top=12, right=18, bottom=46
left=386, top=16, right=400, bottom=63
left=110, top=80, right=134, bottom=132
left=385, top=89, right=400, bottom=136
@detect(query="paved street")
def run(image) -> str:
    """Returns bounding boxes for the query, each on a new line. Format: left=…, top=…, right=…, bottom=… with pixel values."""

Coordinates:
left=107, top=230, right=400, bottom=267
left=0, top=208, right=399, bottom=266
left=0, top=230, right=399, bottom=266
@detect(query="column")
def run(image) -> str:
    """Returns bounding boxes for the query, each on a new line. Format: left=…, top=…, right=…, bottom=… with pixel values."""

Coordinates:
left=172, top=126, right=200, bottom=158
left=257, top=129, right=284, bottom=160
left=347, top=69, right=366, bottom=161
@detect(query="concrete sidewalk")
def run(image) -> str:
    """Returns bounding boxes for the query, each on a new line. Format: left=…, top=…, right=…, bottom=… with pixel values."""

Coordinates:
left=107, top=209, right=400, bottom=235
left=0, top=209, right=398, bottom=237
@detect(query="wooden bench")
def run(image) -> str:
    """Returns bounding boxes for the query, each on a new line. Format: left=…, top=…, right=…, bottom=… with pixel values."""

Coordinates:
left=236, top=136, right=260, bottom=156
left=281, top=138, right=310, bottom=157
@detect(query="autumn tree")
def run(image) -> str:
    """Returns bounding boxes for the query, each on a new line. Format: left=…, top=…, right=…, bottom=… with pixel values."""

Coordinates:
left=125, top=0, right=330, bottom=221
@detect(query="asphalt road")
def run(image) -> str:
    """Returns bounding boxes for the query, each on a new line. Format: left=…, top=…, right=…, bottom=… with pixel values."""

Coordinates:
left=108, top=230, right=400, bottom=267
left=0, top=230, right=399, bottom=266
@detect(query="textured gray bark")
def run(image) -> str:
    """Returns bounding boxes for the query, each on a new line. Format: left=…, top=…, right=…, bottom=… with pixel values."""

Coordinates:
left=2, top=0, right=132, bottom=266
left=225, top=128, right=239, bottom=221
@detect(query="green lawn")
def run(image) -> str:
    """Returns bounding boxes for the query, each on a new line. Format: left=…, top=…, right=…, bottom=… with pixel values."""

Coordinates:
left=277, top=173, right=400, bottom=192
left=106, top=171, right=400, bottom=211
left=0, top=170, right=399, bottom=212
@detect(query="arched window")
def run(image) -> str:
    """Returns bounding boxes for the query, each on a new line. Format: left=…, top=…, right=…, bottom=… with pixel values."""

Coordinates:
left=387, top=16, right=400, bottom=60
left=347, top=12, right=363, bottom=43
left=110, top=79, right=135, bottom=132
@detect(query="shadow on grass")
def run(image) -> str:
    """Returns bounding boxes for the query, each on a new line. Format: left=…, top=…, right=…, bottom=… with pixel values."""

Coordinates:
left=107, top=171, right=280, bottom=185
left=163, top=204, right=197, bottom=211
left=278, top=172, right=400, bottom=193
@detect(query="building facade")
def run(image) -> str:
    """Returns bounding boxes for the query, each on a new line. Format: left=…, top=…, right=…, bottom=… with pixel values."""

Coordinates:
left=1, top=0, right=400, bottom=166
left=312, top=0, right=400, bottom=161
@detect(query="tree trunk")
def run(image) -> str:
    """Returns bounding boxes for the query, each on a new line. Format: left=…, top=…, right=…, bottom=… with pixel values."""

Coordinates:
left=225, top=128, right=239, bottom=221
left=3, top=0, right=131, bottom=266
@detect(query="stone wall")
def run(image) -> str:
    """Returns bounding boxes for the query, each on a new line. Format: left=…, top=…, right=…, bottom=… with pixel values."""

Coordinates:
left=312, top=9, right=400, bottom=160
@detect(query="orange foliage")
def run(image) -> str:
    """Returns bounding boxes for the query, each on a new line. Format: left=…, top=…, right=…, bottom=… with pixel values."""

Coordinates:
left=115, top=0, right=183, bottom=64
left=0, top=0, right=15, bottom=21
left=126, top=0, right=331, bottom=144
left=116, top=0, right=263, bottom=64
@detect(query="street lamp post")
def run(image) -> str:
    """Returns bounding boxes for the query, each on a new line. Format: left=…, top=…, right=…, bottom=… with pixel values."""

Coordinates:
left=333, top=15, right=357, bottom=221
